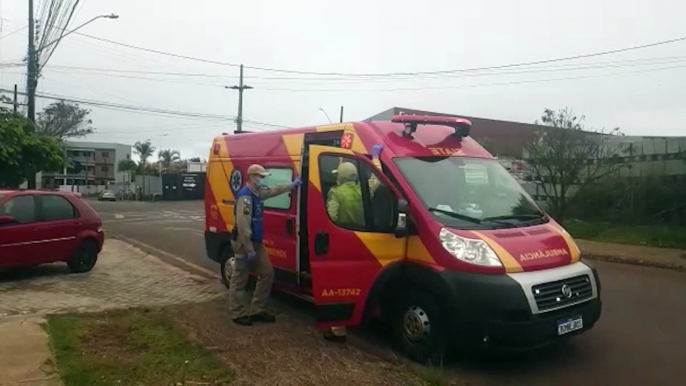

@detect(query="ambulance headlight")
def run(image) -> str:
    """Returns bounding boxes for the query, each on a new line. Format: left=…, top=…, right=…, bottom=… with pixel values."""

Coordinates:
left=439, top=228, right=502, bottom=267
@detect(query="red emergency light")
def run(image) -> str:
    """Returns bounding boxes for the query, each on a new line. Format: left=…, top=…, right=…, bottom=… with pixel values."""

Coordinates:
left=391, top=114, right=472, bottom=138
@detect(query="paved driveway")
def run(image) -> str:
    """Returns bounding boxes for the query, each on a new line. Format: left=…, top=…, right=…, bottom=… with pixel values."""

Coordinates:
left=0, top=238, right=222, bottom=318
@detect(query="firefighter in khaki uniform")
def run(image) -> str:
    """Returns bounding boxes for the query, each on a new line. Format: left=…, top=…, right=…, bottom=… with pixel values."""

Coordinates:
left=230, top=164, right=301, bottom=326
left=324, top=143, right=384, bottom=342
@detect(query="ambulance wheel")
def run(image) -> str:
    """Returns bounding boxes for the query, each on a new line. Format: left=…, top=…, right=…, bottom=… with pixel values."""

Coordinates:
left=394, top=291, right=447, bottom=365
left=220, top=248, right=234, bottom=289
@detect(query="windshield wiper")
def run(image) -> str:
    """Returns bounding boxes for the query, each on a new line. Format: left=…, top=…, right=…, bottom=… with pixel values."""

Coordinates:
left=427, top=207, right=482, bottom=224
left=482, top=214, right=544, bottom=222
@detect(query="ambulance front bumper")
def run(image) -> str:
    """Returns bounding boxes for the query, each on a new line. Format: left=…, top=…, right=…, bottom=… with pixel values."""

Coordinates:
left=440, top=260, right=602, bottom=349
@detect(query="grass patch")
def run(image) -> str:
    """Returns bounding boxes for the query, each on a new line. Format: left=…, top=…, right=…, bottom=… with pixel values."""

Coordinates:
left=566, top=219, right=686, bottom=250
left=47, top=308, right=234, bottom=386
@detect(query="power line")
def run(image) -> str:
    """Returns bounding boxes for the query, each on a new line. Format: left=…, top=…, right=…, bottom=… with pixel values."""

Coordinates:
left=72, top=30, right=686, bottom=77
left=0, top=25, right=27, bottom=40
left=1, top=86, right=237, bottom=121
left=74, top=31, right=242, bottom=68
left=254, top=63, right=686, bottom=92
left=42, top=55, right=686, bottom=86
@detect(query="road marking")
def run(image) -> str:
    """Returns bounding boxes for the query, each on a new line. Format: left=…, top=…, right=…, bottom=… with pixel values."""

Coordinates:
left=114, top=214, right=124, bottom=219
left=109, top=234, right=220, bottom=279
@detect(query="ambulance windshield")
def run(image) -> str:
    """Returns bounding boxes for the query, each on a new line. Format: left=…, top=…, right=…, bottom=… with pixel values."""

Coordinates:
left=394, top=156, right=546, bottom=229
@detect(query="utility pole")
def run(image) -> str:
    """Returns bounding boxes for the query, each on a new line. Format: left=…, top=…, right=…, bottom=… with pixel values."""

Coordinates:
left=13, top=84, right=17, bottom=113
left=227, top=64, right=252, bottom=133
left=339, top=106, right=344, bottom=123
left=27, top=0, right=36, bottom=122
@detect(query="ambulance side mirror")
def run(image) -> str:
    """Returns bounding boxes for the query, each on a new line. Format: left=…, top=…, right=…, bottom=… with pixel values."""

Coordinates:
left=395, top=199, right=410, bottom=238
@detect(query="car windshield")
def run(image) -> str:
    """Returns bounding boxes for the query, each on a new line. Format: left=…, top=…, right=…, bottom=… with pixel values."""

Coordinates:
left=394, top=156, right=546, bottom=229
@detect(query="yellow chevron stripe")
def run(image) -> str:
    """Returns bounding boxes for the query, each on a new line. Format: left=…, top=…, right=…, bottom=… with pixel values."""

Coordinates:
left=471, top=231, right=523, bottom=272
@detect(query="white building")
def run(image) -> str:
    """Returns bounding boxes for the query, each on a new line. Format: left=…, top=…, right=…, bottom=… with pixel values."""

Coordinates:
left=40, top=140, right=132, bottom=188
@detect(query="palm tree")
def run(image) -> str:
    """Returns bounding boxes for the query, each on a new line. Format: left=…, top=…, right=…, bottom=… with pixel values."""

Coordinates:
left=158, top=149, right=181, bottom=169
left=133, top=140, right=156, bottom=166
left=117, top=159, right=137, bottom=182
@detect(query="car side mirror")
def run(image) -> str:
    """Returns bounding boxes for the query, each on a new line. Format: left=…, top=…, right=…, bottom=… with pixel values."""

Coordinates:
left=395, top=199, right=409, bottom=238
left=0, top=215, right=15, bottom=225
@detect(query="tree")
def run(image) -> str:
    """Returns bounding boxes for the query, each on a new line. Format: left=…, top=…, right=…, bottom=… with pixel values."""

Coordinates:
left=133, top=140, right=156, bottom=173
left=0, top=109, right=67, bottom=188
left=117, top=159, right=137, bottom=183
left=478, top=137, right=497, bottom=156
left=523, top=108, right=624, bottom=223
left=158, top=149, right=181, bottom=169
left=36, top=100, right=94, bottom=139
left=188, top=157, right=202, bottom=163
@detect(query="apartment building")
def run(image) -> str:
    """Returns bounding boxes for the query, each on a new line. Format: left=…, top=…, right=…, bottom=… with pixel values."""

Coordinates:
left=40, top=140, right=132, bottom=188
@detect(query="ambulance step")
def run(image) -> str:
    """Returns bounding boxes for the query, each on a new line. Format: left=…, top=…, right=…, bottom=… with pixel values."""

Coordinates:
left=300, top=271, right=312, bottom=288
left=282, top=289, right=314, bottom=303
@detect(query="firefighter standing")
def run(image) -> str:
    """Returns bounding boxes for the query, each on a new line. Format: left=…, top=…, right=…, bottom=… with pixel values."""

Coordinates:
left=230, top=164, right=301, bottom=326
left=323, top=143, right=384, bottom=342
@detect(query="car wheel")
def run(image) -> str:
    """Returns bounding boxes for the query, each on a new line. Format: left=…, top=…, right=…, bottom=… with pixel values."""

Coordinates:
left=220, top=248, right=235, bottom=289
left=67, top=240, right=99, bottom=273
left=393, top=291, right=447, bottom=365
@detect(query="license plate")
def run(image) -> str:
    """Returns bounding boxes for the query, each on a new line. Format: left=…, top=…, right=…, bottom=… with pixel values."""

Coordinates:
left=557, top=315, right=583, bottom=335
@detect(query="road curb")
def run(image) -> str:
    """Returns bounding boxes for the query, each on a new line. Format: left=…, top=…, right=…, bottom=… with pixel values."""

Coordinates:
left=106, top=233, right=221, bottom=280
left=584, top=254, right=686, bottom=273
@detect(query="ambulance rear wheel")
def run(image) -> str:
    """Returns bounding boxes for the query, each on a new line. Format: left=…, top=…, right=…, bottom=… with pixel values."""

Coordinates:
left=220, top=249, right=235, bottom=289
left=394, top=291, right=447, bottom=365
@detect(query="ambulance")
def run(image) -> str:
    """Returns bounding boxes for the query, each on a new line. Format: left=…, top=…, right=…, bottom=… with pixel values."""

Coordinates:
left=204, top=115, right=601, bottom=362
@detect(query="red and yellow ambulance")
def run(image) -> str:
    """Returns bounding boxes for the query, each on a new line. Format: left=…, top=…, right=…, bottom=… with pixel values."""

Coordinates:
left=204, top=115, right=601, bottom=361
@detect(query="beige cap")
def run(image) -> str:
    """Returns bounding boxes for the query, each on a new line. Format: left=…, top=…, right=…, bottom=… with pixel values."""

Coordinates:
left=332, top=162, right=357, bottom=181
left=247, top=164, right=271, bottom=177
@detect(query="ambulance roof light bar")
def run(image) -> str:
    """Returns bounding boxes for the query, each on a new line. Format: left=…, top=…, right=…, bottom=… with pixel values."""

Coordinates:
left=391, top=114, right=472, bottom=139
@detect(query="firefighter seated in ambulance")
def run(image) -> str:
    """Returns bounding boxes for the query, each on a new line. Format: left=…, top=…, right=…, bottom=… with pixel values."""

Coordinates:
left=323, top=143, right=383, bottom=342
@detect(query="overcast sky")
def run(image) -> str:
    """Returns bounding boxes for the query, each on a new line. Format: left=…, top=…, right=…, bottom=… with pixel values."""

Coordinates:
left=1, top=0, right=685, bottom=159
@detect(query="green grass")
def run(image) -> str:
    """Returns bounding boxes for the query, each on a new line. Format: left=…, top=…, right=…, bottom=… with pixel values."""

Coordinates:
left=47, top=308, right=234, bottom=386
left=566, top=219, right=686, bottom=250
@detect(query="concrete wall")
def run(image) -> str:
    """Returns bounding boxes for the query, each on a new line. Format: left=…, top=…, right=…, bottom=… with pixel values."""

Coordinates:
left=188, top=162, right=207, bottom=172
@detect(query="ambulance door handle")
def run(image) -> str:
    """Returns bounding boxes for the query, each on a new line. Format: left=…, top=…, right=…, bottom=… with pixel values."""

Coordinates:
left=314, top=231, right=329, bottom=255
left=285, top=218, right=294, bottom=235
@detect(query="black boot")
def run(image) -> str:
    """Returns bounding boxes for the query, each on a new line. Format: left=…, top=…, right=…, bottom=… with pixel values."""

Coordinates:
left=250, top=312, right=276, bottom=323
left=233, top=316, right=252, bottom=326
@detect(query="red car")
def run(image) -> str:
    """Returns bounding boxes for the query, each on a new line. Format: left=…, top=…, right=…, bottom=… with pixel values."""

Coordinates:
left=0, top=189, right=104, bottom=272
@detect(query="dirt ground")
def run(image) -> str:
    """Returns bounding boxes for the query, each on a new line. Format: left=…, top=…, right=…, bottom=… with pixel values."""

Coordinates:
left=164, top=299, right=461, bottom=386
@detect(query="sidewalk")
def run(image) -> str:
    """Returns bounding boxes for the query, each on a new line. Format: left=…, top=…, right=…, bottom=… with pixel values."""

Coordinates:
left=0, top=316, right=59, bottom=386
left=578, top=239, right=686, bottom=271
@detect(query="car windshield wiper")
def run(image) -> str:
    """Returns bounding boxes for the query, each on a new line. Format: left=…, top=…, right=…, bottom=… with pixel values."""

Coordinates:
left=482, top=214, right=544, bottom=222
left=427, top=207, right=482, bottom=224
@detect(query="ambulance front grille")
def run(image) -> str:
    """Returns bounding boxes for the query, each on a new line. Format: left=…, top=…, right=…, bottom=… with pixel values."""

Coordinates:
left=532, top=274, right=593, bottom=312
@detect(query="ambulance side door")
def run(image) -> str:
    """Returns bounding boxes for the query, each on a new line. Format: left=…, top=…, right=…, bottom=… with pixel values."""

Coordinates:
left=306, top=145, right=407, bottom=328
left=261, top=165, right=298, bottom=275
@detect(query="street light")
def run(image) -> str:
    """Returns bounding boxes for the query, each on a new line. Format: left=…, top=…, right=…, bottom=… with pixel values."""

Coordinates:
left=37, top=14, right=119, bottom=55
left=318, top=108, right=333, bottom=124
left=27, top=12, right=119, bottom=125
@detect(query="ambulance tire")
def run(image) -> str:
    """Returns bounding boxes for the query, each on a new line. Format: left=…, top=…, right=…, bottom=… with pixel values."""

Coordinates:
left=394, top=291, right=447, bottom=365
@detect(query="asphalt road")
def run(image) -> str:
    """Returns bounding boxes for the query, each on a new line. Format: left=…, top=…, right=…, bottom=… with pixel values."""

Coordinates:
left=90, top=199, right=686, bottom=386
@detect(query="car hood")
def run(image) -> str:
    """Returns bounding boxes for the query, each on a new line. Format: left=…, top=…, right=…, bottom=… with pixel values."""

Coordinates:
left=465, top=223, right=581, bottom=273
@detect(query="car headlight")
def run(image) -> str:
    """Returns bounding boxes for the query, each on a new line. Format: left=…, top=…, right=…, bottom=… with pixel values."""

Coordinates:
left=439, top=228, right=502, bottom=267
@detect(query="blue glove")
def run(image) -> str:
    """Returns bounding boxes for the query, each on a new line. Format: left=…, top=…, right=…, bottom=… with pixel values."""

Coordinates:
left=371, top=143, right=384, bottom=157
left=289, top=177, right=302, bottom=189
left=247, top=250, right=257, bottom=263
